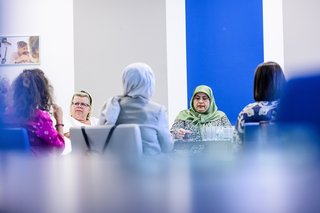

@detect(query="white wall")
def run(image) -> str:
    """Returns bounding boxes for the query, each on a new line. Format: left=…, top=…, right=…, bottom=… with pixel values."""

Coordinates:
left=73, top=0, right=187, bottom=125
left=0, top=0, right=74, bottom=118
left=263, top=0, right=320, bottom=79
left=74, top=0, right=167, bottom=116
left=263, top=0, right=284, bottom=70
left=166, top=0, right=188, bottom=126
left=283, top=0, right=320, bottom=78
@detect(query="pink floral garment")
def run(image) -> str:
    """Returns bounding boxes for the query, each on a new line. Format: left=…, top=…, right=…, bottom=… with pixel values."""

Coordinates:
left=26, top=109, right=65, bottom=157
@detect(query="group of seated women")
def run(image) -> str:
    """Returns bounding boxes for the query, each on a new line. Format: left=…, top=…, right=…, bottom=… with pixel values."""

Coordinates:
left=0, top=60, right=286, bottom=157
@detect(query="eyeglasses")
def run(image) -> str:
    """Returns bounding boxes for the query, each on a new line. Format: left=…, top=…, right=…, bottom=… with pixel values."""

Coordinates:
left=72, top=102, right=90, bottom=107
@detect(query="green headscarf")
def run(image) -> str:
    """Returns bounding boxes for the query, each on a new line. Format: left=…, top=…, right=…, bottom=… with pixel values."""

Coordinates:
left=175, top=85, right=226, bottom=125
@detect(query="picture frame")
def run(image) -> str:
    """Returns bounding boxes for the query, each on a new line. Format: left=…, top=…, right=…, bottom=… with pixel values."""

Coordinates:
left=0, top=35, right=40, bottom=65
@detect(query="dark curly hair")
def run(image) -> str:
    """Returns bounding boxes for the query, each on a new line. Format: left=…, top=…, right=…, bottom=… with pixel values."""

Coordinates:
left=11, top=69, right=54, bottom=119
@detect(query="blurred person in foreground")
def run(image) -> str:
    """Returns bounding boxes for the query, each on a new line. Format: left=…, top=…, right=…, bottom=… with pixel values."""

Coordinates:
left=276, top=72, right=320, bottom=153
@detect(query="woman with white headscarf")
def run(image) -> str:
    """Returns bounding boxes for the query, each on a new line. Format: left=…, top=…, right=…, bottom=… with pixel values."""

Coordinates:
left=99, top=62, right=173, bottom=155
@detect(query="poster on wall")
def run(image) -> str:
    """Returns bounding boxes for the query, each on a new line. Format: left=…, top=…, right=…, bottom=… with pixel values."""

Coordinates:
left=0, top=36, right=40, bottom=65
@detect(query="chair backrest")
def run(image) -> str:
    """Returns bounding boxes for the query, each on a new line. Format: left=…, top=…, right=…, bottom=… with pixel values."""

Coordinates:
left=243, top=121, right=275, bottom=149
left=243, top=122, right=261, bottom=144
left=0, top=128, right=30, bottom=152
left=70, top=124, right=143, bottom=158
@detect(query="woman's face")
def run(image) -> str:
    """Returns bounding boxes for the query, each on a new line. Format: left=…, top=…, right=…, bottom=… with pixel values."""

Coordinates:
left=193, top=92, right=210, bottom=113
left=70, top=96, right=91, bottom=122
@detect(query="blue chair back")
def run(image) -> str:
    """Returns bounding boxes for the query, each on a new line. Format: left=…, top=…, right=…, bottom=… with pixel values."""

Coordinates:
left=243, top=121, right=277, bottom=151
left=0, top=128, right=30, bottom=152
left=243, top=122, right=261, bottom=145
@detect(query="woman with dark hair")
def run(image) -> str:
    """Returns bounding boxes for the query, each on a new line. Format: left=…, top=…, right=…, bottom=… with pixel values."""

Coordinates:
left=235, top=61, right=286, bottom=140
left=7, top=69, right=65, bottom=156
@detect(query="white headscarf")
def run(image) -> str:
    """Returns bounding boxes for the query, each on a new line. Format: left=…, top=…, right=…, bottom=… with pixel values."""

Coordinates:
left=99, top=62, right=155, bottom=125
left=122, top=62, right=155, bottom=99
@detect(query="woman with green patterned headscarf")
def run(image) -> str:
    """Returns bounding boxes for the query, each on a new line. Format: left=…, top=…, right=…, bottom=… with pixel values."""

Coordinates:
left=170, top=85, right=231, bottom=141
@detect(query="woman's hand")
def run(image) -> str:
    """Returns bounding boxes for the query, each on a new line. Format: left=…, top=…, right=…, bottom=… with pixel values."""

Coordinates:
left=52, top=104, right=63, bottom=124
left=52, top=104, right=64, bottom=136
left=176, top=128, right=192, bottom=139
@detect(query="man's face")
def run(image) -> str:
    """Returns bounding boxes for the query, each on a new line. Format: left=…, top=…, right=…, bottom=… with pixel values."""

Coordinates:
left=18, top=46, right=29, bottom=55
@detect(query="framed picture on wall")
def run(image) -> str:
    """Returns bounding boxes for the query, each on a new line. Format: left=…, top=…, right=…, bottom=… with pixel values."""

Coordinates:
left=0, top=35, right=40, bottom=65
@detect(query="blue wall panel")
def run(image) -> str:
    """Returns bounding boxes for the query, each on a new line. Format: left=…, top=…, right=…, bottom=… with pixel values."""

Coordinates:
left=186, top=0, right=264, bottom=124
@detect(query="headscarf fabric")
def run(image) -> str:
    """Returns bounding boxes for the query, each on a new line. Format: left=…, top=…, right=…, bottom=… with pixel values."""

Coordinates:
left=122, top=62, right=155, bottom=99
left=99, top=62, right=155, bottom=125
left=175, top=85, right=226, bottom=125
